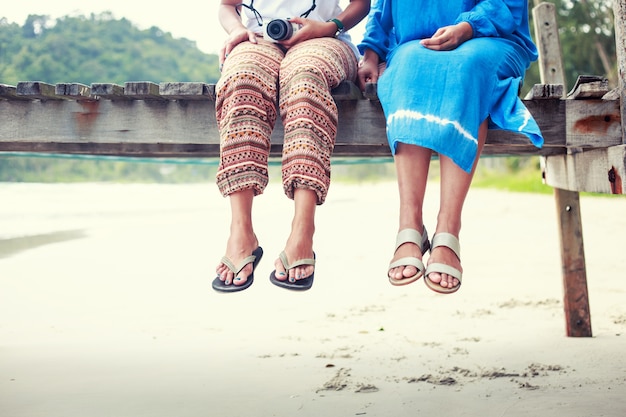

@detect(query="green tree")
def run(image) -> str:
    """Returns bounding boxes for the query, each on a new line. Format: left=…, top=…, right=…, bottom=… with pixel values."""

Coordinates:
left=526, top=0, right=617, bottom=90
left=0, top=12, right=220, bottom=85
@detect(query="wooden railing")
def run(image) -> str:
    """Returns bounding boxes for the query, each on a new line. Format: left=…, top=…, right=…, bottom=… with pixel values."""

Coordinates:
left=0, top=77, right=620, bottom=166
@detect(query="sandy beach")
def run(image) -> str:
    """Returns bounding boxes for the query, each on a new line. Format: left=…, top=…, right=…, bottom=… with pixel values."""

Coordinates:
left=0, top=180, right=624, bottom=417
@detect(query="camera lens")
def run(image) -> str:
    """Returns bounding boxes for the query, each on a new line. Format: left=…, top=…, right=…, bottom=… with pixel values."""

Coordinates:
left=267, top=19, right=293, bottom=41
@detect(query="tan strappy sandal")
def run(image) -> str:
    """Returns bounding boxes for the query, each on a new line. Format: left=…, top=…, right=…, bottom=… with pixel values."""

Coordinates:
left=388, top=228, right=430, bottom=286
left=424, top=233, right=462, bottom=294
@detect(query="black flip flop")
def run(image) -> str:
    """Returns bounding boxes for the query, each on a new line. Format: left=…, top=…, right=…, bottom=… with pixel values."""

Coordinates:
left=269, top=251, right=315, bottom=291
left=212, top=246, right=263, bottom=293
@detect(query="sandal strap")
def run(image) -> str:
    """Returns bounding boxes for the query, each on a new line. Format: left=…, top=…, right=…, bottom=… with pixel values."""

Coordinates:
left=389, top=256, right=425, bottom=271
left=221, top=253, right=259, bottom=275
left=425, top=262, right=462, bottom=281
left=395, top=227, right=429, bottom=253
left=430, top=233, right=460, bottom=259
left=278, top=251, right=316, bottom=270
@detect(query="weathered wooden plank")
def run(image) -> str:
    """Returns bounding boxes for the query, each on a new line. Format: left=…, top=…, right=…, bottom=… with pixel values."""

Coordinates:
left=124, top=82, right=164, bottom=100
left=543, top=145, right=626, bottom=194
left=55, top=83, right=91, bottom=99
left=525, top=83, right=564, bottom=100
left=564, top=99, right=622, bottom=149
left=0, top=84, right=31, bottom=100
left=159, top=82, right=215, bottom=100
left=92, top=83, right=128, bottom=100
left=16, top=81, right=64, bottom=100
left=330, top=80, right=364, bottom=100
left=567, top=75, right=610, bottom=99
left=0, top=95, right=572, bottom=155
left=363, top=82, right=378, bottom=101
left=0, top=93, right=615, bottom=158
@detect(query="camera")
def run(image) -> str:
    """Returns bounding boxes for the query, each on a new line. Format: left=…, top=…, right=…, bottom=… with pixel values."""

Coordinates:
left=263, top=19, right=300, bottom=42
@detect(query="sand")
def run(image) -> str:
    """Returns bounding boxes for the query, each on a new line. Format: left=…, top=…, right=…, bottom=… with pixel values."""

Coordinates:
left=0, top=180, right=624, bottom=417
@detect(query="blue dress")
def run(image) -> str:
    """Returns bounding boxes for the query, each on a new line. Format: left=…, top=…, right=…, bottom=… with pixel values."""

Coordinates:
left=358, top=0, right=544, bottom=172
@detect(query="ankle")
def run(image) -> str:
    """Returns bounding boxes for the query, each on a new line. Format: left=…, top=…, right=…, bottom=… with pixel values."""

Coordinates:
left=434, top=222, right=461, bottom=237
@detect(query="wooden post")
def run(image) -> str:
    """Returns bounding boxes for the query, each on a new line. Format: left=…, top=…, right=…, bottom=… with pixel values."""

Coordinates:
left=615, top=0, right=626, bottom=145
left=533, top=1, right=592, bottom=336
left=554, top=189, right=591, bottom=334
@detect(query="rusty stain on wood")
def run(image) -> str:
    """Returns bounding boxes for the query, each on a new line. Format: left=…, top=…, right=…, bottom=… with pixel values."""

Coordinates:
left=72, top=100, right=101, bottom=138
left=608, top=166, right=623, bottom=194
left=572, top=112, right=619, bottom=134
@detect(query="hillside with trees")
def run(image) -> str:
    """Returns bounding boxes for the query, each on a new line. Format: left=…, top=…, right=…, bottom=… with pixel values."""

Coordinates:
left=0, top=12, right=220, bottom=85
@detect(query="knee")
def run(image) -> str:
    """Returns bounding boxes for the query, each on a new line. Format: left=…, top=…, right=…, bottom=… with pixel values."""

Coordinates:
left=280, top=63, right=325, bottom=89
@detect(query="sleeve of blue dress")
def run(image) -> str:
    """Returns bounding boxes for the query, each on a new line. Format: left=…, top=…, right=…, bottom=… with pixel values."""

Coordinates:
left=455, top=0, right=525, bottom=36
left=357, top=0, right=394, bottom=61
left=455, top=0, right=538, bottom=60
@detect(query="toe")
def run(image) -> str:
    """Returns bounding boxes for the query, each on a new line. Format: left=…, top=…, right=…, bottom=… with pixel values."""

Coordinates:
left=427, top=271, right=443, bottom=284
left=233, top=275, right=247, bottom=286
left=223, top=270, right=235, bottom=286
left=388, top=266, right=401, bottom=280
left=389, top=265, right=416, bottom=281
left=233, top=266, right=251, bottom=286
left=440, top=273, right=450, bottom=288
left=273, top=258, right=288, bottom=281
left=287, top=267, right=297, bottom=283
left=440, top=273, right=459, bottom=289
left=216, top=263, right=227, bottom=280
left=402, top=265, right=418, bottom=279
left=296, top=264, right=314, bottom=280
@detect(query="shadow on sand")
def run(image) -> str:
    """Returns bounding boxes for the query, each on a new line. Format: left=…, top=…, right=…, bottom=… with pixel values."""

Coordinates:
left=0, top=230, right=87, bottom=259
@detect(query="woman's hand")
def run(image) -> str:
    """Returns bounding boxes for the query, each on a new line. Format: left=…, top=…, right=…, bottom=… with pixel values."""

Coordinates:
left=420, top=22, right=473, bottom=51
left=219, top=27, right=258, bottom=69
left=278, top=17, right=338, bottom=48
left=357, top=49, right=381, bottom=91
left=218, top=0, right=259, bottom=69
left=263, top=0, right=370, bottom=49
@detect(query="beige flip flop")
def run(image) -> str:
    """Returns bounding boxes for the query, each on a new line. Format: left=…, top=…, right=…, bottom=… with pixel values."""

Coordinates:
left=212, top=246, right=263, bottom=293
left=269, top=251, right=316, bottom=291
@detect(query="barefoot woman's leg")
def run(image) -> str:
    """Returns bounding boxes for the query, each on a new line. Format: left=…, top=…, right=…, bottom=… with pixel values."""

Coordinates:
left=273, top=188, right=317, bottom=282
left=215, top=189, right=259, bottom=285
left=427, top=119, right=488, bottom=290
left=389, top=143, right=431, bottom=281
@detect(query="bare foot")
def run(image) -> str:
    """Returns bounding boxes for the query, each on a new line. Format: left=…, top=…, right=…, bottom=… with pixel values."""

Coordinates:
left=387, top=228, right=429, bottom=284
left=388, top=241, right=423, bottom=281
left=273, top=226, right=315, bottom=284
left=425, top=241, right=462, bottom=291
left=216, top=232, right=259, bottom=287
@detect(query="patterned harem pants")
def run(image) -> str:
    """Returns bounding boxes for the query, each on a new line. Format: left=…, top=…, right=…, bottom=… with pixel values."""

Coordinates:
left=215, top=37, right=358, bottom=205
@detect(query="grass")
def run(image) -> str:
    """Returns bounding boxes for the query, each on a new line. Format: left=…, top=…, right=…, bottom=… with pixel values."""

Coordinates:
left=472, top=157, right=553, bottom=194
left=330, top=156, right=555, bottom=195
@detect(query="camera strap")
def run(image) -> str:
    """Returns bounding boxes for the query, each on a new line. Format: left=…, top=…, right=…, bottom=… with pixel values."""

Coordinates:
left=236, top=1, right=317, bottom=25
left=301, top=0, right=317, bottom=18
